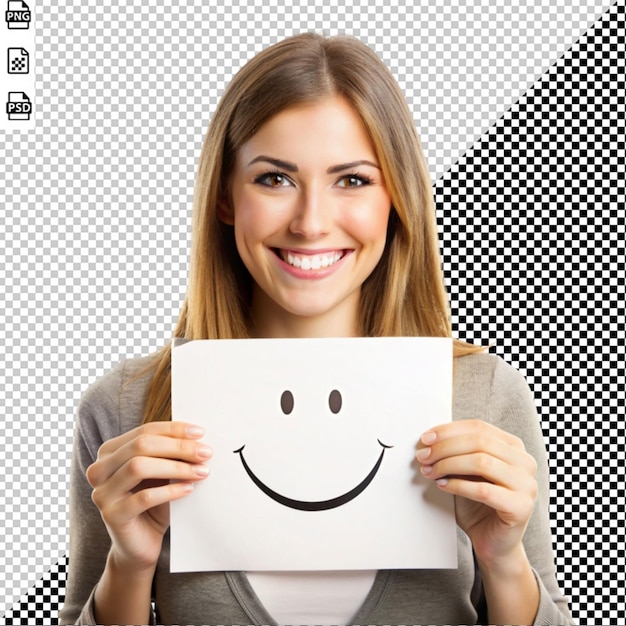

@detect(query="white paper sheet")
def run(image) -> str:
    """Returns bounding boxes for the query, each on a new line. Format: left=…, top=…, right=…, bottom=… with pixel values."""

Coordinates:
left=170, top=337, right=457, bottom=572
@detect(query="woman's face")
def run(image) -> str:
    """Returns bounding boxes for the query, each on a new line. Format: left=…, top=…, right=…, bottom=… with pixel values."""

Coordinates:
left=224, top=96, right=392, bottom=337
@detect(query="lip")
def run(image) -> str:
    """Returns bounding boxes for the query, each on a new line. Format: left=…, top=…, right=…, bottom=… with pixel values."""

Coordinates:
left=278, top=247, right=346, bottom=255
left=271, top=247, right=352, bottom=280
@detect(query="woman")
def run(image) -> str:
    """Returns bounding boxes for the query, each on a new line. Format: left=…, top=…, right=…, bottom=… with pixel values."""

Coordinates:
left=60, top=33, right=573, bottom=625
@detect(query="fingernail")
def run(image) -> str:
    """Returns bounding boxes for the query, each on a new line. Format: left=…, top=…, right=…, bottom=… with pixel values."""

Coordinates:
left=197, top=445, right=213, bottom=459
left=421, top=465, right=433, bottom=476
left=422, top=431, right=437, bottom=445
left=436, top=478, right=448, bottom=487
left=194, top=464, right=210, bottom=477
left=187, top=425, right=205, bottom=438
left=416, top=447, right=431, bottom=462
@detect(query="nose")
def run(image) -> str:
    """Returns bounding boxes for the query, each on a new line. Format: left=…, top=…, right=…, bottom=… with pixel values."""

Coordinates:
left=289, top=188, right=331, bottom=239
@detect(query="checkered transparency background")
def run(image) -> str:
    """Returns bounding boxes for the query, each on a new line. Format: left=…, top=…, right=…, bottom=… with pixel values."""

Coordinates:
left=1, top=0, right=624, bottom=623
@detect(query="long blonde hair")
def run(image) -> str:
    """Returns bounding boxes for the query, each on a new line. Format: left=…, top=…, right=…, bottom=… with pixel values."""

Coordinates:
left=143, top=33, right=480, bottom=424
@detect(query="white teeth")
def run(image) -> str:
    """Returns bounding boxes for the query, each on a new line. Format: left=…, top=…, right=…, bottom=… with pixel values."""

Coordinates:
left=285, top=251, right=343, bottom=270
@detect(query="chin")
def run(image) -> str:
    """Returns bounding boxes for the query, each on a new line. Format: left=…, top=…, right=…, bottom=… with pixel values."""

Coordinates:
left=282, top=301, right=339, bottom=319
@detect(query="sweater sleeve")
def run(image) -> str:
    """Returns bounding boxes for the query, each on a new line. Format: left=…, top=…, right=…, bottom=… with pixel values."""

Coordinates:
left=58, top=359, right=157, bottom=625
left=487, top=356, right=574, bottom=626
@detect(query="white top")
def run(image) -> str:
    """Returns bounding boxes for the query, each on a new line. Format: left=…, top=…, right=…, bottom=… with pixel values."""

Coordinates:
left=246, top=570, right=377, bottom=625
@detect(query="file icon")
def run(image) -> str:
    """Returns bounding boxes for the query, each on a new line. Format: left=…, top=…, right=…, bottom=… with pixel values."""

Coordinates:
left=6, top=0, right=31, bottom=29
left=8, top=48, right=29, bottom=74
left=6, top=91, right=32, bottom=120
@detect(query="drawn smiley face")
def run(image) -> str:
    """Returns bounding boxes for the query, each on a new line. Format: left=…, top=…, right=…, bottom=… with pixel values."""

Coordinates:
left=234, top=389, right=393, bottom=511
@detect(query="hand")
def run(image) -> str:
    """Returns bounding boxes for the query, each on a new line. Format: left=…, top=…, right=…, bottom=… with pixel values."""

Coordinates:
left=86, top=421, right=212, bottom=573
left=416, top=419, right=538, bottom=568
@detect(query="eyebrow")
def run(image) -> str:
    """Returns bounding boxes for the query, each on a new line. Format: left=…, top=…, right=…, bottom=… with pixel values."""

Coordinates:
left=327, top=160, right=381, bottom=174
left=247, top=155, right=381, bottom=174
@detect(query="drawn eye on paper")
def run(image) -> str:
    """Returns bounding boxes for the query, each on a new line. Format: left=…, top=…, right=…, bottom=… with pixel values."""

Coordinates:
left=234, top=388, right=393, bottom=511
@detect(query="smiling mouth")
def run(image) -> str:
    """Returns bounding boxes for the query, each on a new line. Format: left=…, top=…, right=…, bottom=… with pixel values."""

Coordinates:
left=273, top=249, right=347, bottom=271
left=233, top=439, right=393, bottom=511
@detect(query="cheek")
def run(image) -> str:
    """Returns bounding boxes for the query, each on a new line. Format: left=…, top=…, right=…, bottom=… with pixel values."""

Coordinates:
left=344, top=198, right=391, bottom=248
left=233, top=189, right=292, bottom=232
left=232, top=194, right=268, bottom=246
left=231, top=192, right=293, bottom=268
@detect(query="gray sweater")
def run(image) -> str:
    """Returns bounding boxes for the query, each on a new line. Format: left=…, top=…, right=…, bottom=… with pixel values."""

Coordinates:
left=59, top=351, right=573, bottom=625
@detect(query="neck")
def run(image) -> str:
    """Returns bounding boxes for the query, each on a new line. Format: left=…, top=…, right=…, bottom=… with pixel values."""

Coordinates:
left=249, top=290, right=361, bottom=339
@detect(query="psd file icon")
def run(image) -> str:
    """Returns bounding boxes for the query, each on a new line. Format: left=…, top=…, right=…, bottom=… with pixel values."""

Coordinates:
left=6, top=92, right=32, bottom=120
left=6, top=0, right=30, bottom=29
left=8, top=48, right=29, bottom=74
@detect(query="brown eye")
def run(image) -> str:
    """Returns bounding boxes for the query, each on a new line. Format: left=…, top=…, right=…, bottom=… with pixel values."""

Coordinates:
left=255, top=172, right=291, bottom=188
left=336, top=174, right=372, bottom=188
left=329, top=389, right=342, bottom=414
left=280, top=390, right=294, bottom=415
left=266, top=173, right=286, bottom=187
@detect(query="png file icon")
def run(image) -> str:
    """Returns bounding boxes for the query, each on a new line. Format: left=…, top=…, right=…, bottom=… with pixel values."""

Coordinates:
left=6, top=0, right=31, bottom=29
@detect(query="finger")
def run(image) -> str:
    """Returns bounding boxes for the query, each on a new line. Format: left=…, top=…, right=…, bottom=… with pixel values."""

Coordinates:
left=90, top=455, right=209, bottom=513
left=419, top=420, right=526, bottom=452
left=420, top=451, right=537, bottom=495
left=97, top=421, right=205, bottom=458
left=116, top=456, right=210, bottom=494
left=87, top=429, right=212, bottom=487
left=92, top=454, right=209, bottom=510
left=99, top=480, right=196, bottom=527
left=417, top=430, right=537, bottom=477
left=435, top=477, right=536, bottom=523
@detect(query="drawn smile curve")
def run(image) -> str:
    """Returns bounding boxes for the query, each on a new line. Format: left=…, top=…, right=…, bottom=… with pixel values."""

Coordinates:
left=233, top=440, right=393, bottom=511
